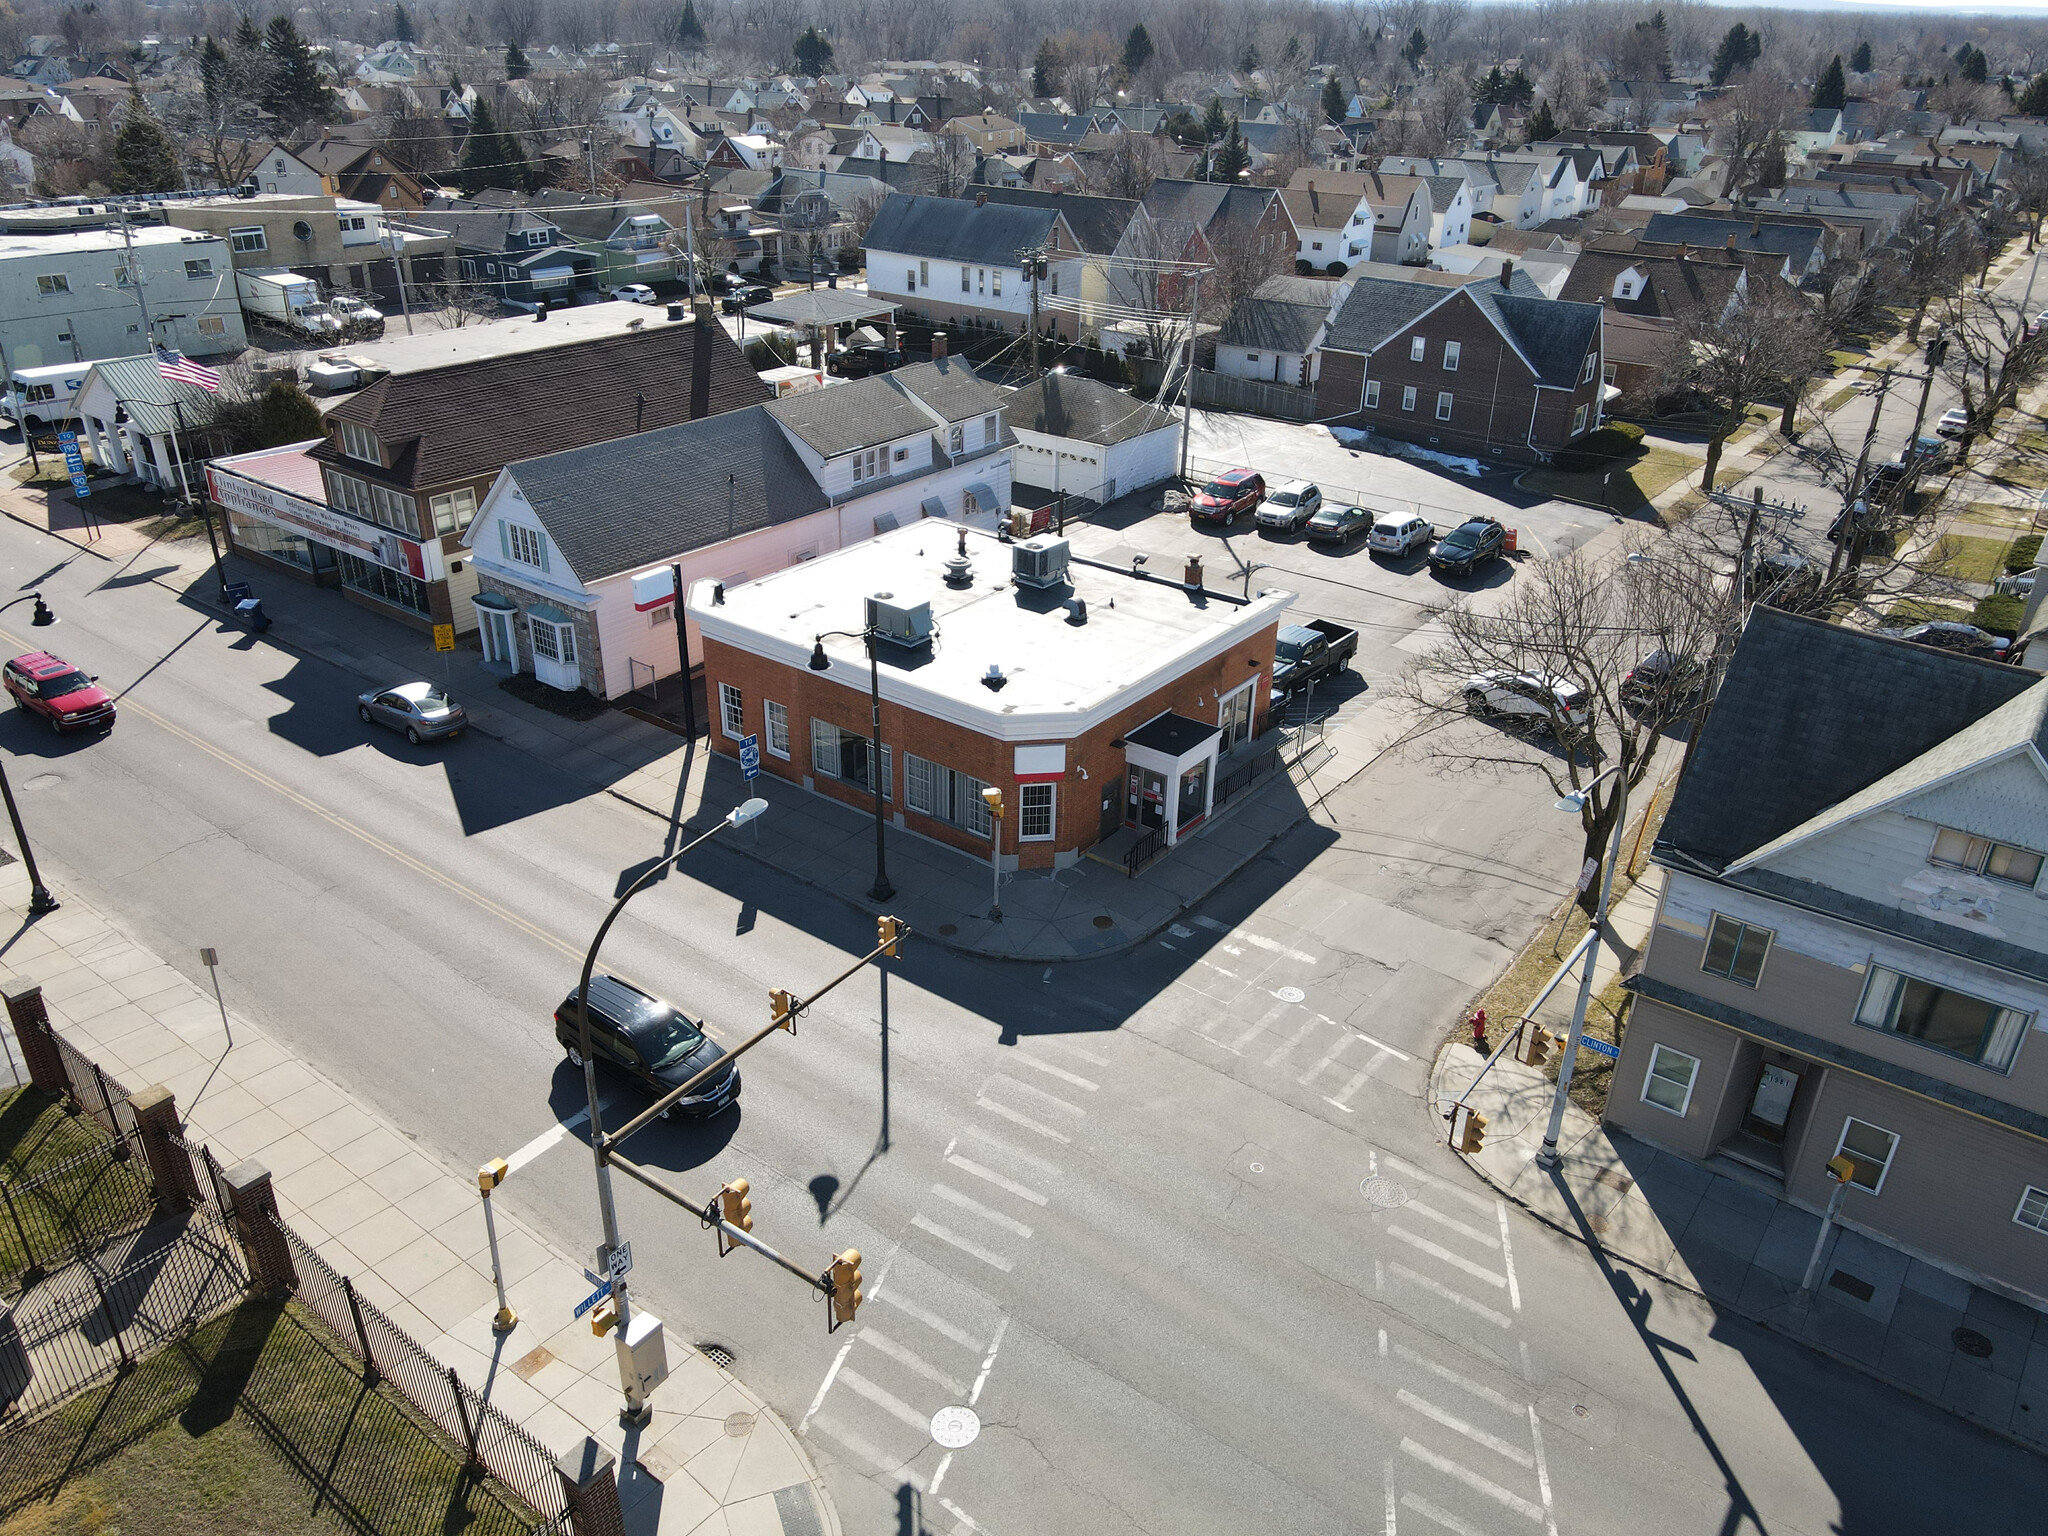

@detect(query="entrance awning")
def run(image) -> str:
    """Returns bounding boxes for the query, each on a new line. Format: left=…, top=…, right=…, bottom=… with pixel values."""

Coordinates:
left=920, top=495, right=946, bottom=519
left=964, top=482, right=1001, bottom=514
left=1124, top=712, right=1220, bottom=762
left=473, top=591, right=516, bottom=611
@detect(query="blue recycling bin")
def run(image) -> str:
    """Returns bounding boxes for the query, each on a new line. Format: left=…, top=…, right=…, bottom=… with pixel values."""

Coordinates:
left=235, top=597, right=270, bottom=633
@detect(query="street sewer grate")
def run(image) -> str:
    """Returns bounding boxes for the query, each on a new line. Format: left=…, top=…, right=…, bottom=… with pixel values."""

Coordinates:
left=1827, top=1270, right=1877, bottom=1304
left=724, top=1412, right=757, bottom=1438
left=1953, top=1327, right=1995, bottom=1358
left=1094, top=914, right=1116, bottom=929
left=697, top=1341, right=736, bottom=1370
left=1359, top=1176, right=1412, bottom=1209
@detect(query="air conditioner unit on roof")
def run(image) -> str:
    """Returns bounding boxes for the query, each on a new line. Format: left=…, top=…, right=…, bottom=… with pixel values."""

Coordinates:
left=1012, top=535, right=1070, bottom=590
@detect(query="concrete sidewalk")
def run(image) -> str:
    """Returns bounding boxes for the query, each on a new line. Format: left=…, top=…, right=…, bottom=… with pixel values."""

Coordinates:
left=0, top=859, right=839, bottom=1536
left=1430, top=867, right=2048, bottom=1454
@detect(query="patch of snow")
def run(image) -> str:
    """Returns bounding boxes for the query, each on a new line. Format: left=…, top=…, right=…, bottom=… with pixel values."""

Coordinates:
left=1323, top=425, right=1485, bottom=477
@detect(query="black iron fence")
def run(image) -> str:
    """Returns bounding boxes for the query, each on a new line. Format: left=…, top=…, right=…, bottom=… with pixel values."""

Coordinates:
left=50, top=1034, right=136, bottom=1142
left=0, top=1131, right=157, bottom=1294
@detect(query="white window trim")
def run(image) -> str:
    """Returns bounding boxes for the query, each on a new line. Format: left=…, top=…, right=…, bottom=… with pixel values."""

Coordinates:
left=1833, top=1115, right=1899, bottom=1195
left=1363, top=379, right=1381, bottom=409
left=1641, top=1044, right=1699, bottom=1117
left=1401, top=385, right=1417, bottom=412
left=1571, top=404, right=1589, bottom=436
left=1442, top=340, right=1461, bottom=371
left=764, top=699, right=790, bottom=758
left=719, top=681, right=745, bottom=739
left=1409, top=335, right=1427, bottom=362
left=1435, top=391, right=1454, bottom=421
left=1019, top=782, right=1055, bottom=841
left=2015, top=1184, right=2048, bottom=1235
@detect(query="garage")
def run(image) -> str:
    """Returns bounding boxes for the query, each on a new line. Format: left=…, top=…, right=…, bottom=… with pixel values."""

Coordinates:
left=1004, top=373, right=1181, bottom=504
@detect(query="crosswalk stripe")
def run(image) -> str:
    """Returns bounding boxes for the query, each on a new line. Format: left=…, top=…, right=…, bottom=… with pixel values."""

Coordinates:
left=875, top=1287, right=984, bottom=1353
left=946, top=1153, right=1049, bottom=1206
left=1299, top=1030, right=1352, bottom=1086
left=837, top=1367, right=933, bottom=1433
left=1399, top=1438, right=1544, bottom=1522
left=1326, top=1053, right=1386, bottom=1108
left=1392, top=1343, right=1527, bottom=1415
left=1192, top=915, right=1318, bottom=963
left=913, top=1213, right=1016, bottom=1272
left=976, top=1096, right=1072, bottom=1144
left=1264, top=1013, right=1322, bottom=1068
left=1229, top=1001, right=1292, bottom=1054
left=1396, top=1389, right=1536, bottom=1467
left=1007, top=1053, right=1099, bottom=1091
left=1404, top=1200, right=1501, bottom=1249
left=987, top=1074, right=1088, bottom=1117
left=1386, top=1262, right=1515, bottom=1329
left=961, top=1122, right=1063, bottom=1176
left=932, top=1182, right=1035, bottom=1238
left=858, top=1326, right=967, bottom=1396
left=1388, top=1226, right=1507, bottom=1287
left=1401, top=1490, right=1496, bottom=1536
left=807, top=1414, right=927, bottom=1489
left=1382, top=1150, right=1495, bottom=1213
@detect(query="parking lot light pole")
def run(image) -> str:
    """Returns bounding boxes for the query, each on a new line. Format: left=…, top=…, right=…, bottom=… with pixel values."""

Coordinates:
left=573, top=797, right=767, bottom=1421
left=0, top=592, right=62, bottom=915
left=1535, top=762, right=1628, bottom=1172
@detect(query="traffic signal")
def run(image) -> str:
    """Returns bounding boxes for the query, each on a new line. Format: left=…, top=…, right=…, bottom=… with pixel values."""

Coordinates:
left=1523, top=1029, right=1551, bottom=1069
left=590, top=1297, right=618, bottom=1337
left=876, top=916, right=904, bottom=958
left=828, top=1248, right=863, bottom=1330
left=717, top=1178, right=753, bottom=1256
left=770, top=987, right=797, bottom=1031
left=478, top=1156, right=508, bottom=1193
left=982, top=786, right=1005, bottom=820
left=1457, top=1108, right=1488, bottom=1155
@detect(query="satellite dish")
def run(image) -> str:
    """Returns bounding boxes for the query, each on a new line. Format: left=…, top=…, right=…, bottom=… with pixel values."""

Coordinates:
left=293, top=220, right=313, bottom=242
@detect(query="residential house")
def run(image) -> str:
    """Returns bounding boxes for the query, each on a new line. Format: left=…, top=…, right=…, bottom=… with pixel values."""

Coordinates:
left=943, top=111, right=1026, bottom=153
left=0, top=226, right=244, bottom=370
left=528, top=191, right=679, bottom=289
left=1004, top=371, right=1181, bottom=502
left=1557, top=244, right=1746, bottom=400
left=1213, top=274, right=1341, bottom=386
left=1422, top=177, right=1475, bottom=253
left=1640, top=211, right=1831, bottom=282
left=282, top=131, right=429, bottom=211
left=968, top=186, right=1149, bottom=339
left=1314, top=265, right=1604, bottom=463
left=1140, top=179, right=1298, bottom=290
left=410, top=202, right=596, bottom=305
left=1611, top=608, right=2048, bottom=1314
left=73, top=353, right=232, bottom=495
left=864, top=193, right=1078, bottom=339
left=1282, top=169, right=1431, bottom=268
left=1788, top=108, right=1846, bottom=158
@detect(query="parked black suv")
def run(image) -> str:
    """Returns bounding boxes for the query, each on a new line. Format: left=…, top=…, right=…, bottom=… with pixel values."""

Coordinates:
left=554, top=975, right=739, bottom=1119
left=827, top=342, right=904, bottom=377
left=720, top=283, right=775, bottom=314
left=1428, top=516, right=1507, bottom=577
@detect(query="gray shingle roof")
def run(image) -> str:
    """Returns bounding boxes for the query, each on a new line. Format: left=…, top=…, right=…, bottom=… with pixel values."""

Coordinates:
left=887, top=358, right=1006, bottom=423
left=969, top=186, right=1138, bottom=254
left=1002, top=372, right=1177, bottom=446
left=1642, top=212, right=1825, bottom=265
left=503, top=405, right=827, bottom=583
left=1656, top=609, right=2036, bottom=876
left=1422, top=175, right=1467, bottom=212
left=81, top=354, right=225, bottom=437
left=1470, top=287, right=1602, bottom=388
left=861, top=193, right=1059, bottom=266
left=1323, top=273, right=1463, bottom=354
left=1216, top=275, right=1337, bottom=353
left=765, top=373, right=937, bottom=456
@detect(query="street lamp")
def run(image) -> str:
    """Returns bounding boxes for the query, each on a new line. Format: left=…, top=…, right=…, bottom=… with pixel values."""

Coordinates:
left=571, top=796, right=766, bottom=1423
left=810, top=628, right=895, bottom=901
left=1535, top=761, right=1629, bottom=1171
left=0, top=592, right=61, bottom=915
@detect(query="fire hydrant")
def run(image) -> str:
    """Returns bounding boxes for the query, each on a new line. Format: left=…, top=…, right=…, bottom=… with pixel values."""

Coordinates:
left=1469, top=1008, right=1489, bottom=1054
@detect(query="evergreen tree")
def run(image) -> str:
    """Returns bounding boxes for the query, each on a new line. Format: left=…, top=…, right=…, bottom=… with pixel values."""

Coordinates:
left=2020, top=73, right=2048, bottom=117
left=1710, top=23, right=1760, bottom=86
left=1851, top=40, right=1873, bottom=74
left=1505, top=68, right=1535, bottom=108
left=261, top=16, right=334, bottom=127
left=1122, top=24, right=1153, bottom=82
left=232, top=15, right=263, bottom=53
left=1239, top=42, right=1260, bottom=74
left=1958, top=45, right=1988, bottom=85
left=1200, top=95, right=1228, bottom=144
left=458, top=98, right=527, bottom=192
left=792, top=25, right=833, bottom=78
left=676, top=0, right=706, bottom=48
left=505, top=42, right=530, bottom=79
left=256, top=381, right=323, bottom=445
left=1526, top=99, right=1558, bottom=142
left=200, top=35, right=230, bottom=106
left=392, top=4, right=415, bottom=44
left=1649, top=9, right=1671, bottom=79
left=1033, top=36, right=1061, bottom=97
left=1322, top=74, right=1347, bottom=123
left=1812, top=56, right=1847, bottom=111
left=110, top=92, right=185, bottom=194
left=1402, top=29, right=1428, bottom=71
left=1213, top=116, right=1249, bottom=180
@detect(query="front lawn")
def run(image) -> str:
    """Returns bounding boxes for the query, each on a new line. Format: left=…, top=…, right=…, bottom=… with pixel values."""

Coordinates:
left=1935, top=533, right=2013, bottom=585
left=1521, top=446, right=1698, bottom=511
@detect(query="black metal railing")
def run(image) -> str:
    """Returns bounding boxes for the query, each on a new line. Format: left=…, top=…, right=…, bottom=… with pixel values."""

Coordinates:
left=1123, top=825, right=1166, bottom=876
left=0, top=1132, right=157, bottom=1295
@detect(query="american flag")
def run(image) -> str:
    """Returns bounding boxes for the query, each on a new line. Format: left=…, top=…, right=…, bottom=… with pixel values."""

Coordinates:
left=156, top=348, right=222, bottom=394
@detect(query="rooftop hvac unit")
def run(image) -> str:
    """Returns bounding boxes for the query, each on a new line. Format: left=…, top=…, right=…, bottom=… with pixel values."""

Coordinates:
left=865, top=590, right=933, bottom=647
left=1012, top=535, right=1071, bottom=590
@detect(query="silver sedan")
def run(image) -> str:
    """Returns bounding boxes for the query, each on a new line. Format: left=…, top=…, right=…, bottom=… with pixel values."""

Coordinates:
left=357, top=681, right=467, bottom=744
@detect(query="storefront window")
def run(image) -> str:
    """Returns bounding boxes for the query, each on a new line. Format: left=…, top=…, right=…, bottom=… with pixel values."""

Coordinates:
left=338, top=551, right=431, bottom=615
left=227, top=509, right=334, bottom=572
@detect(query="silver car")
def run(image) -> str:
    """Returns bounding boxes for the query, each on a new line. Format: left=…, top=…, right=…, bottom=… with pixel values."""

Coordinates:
left=357, top=681, right=467, bottom=743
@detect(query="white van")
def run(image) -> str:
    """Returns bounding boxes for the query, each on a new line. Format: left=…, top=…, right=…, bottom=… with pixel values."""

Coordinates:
left=2, top=363, right=90, bottom=432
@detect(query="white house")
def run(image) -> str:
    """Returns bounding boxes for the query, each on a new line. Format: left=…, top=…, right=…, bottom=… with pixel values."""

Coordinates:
left=1003, top=372, right=1181, bottom=503
left=863, top=193, right=1078, bottom=339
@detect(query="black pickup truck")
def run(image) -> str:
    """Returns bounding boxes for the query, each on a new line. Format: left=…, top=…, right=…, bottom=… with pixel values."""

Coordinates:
left=1271, top=620, right=1359, bottom=697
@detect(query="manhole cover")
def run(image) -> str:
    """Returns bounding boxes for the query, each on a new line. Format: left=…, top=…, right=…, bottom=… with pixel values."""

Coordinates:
left=1093, top=915, right=1115, bottom=929
left=930, top=1405, right=980, bottom=1448
left=20, top=774, right=59, bottom=791
left=1275, top=986, right=1305, bottom=1004
left=938, top=923, right=958, bottom=936
left=723, top=1411, right=757, bottom=1438
left=697, top=1341, right=735, bottom=1370
left=1359, top=1176, right=1412, bottom=1209
left=1953, top=1327, right=1995, bottom=1358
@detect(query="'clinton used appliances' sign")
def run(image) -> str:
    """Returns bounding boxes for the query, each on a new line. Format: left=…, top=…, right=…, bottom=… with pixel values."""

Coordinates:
left=205, top=464, right=442, bottom=581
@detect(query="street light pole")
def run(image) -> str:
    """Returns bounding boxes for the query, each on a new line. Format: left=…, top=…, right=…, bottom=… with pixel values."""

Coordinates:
left=0, top=592, right=63, bottom=916
left=810, top=628, right=894, bottom=901
left=1535, top=761, right=1629, bottom=1171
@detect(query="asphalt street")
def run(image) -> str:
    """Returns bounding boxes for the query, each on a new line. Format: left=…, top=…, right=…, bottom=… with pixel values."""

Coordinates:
left=0, top=452, right=2043, bottom=1535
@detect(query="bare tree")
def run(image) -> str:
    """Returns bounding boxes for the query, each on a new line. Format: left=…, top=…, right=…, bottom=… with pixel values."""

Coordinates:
left=1710, top=74, right=1796, bottom=200
left=1885, top=204, right=1984, bottom=343
left=1059, top=31, right=1121, bottom=113
left=1664, top=281, right=1832, bottom=492
left=1931, top=286, right=2048, bottom=450
left=1091, top=133, right=1165, bottom=199
left=921, top=128, right=977, bottom=198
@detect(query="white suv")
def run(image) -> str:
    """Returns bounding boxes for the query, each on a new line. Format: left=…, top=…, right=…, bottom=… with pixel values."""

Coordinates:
left=1369, top=512, right=1433, bottom=557
left=1463, top=670, right=1590, bottom=734
left=1255, top=479, right=1322, bottom=532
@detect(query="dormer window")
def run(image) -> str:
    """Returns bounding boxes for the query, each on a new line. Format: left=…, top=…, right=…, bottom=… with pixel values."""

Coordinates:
left=1930, top=827, right=2044, bottom=887
left=1613, top=267, right=1643, bottom=301
left=339, top=422, right=379, bottom=463
left=525, top=229, right=551, bottom=247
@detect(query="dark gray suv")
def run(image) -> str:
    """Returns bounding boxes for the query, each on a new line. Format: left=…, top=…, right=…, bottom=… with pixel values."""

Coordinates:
left=554, top=975, right=739, bottom=1119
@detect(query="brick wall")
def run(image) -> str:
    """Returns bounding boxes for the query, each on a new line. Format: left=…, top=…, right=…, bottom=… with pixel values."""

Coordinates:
left=477, top=572, right=604, bottom=692
left=702, top=619, right=1281, bottom=869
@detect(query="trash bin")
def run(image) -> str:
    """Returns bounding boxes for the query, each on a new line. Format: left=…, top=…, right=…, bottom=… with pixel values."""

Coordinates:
left=221, top=580, right=253, bottom=608
left=235, top=597, right=270, bottom=633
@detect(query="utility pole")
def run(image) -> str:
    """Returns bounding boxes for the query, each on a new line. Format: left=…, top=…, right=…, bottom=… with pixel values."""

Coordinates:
left=384, top=227, right=414, bottom=335
left=1826, top=373, right=1889, bottom=585
left=1025, top=245, right=1043, bottom=379
left=1177, top=268, right=1203, bottom=483
left=683, top=199, right=696, bottom=301
left=117, top=209, right=157, bottom=348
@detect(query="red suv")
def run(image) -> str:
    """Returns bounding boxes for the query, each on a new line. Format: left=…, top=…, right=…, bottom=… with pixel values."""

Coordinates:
left=1190, top=467, right=1266, bottom=525
left=5, top=652, right=115, bottom=734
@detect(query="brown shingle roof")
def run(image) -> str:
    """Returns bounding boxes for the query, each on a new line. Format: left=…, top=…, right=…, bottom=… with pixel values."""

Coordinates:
left=313, top=322, right=771, bottom=491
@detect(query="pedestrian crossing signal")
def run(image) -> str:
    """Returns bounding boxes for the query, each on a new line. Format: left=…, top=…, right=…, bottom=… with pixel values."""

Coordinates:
left=717, top=1178, right=752, bottom=1256
left=828, top=1249, right=863, bottom=1330
left=1457, top=1108, right=1488, bottom=1155
left=876, top=916, right=905, bottom=958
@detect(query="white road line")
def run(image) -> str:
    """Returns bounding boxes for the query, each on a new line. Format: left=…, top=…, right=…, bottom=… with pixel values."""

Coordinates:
left=1385, top=1459, right=1399, bottom=1536
left=504, top=1103, right=601, bottom=1173
left=837, top=1367, right=933, bottom=1433
left=976, top=1096, right=1072, bottom=1144
left=932, top=1183, right=1035, bottom=1238
left=1044, top=1039, right=1110, bottom=1067
left=1192, top=915, right=1318, bottom=964
left=961, top=1124, right=1062, bottom=1177
left=1327, top=1050, right=1390, bottom=1108
left=986, top=1074, right=1088, bottom=1117
left=1378, top=1328, right=1389, bottom=1359
left=1400, top=1491, right=1495, bottom=1536
left=1350, top=1028, right=1413, bottom=1062
left=1264, top=1013, right=1323, bottom=1068
left=1325, top=1097, right=1354, bottom=1114
left=1396, top=1390, right=1536, bottom=1468
left=807, top=1414, right=926, bottom=1490
left=1230, top=1001, right=1292, bottom=1054
left=913, top=1214, right=1016, bottom=1272
left=1006, top=1054, right=1099, bottom=1092
left=1398, top=1439, right=1545, bottom=1523
left=1386, top=1263, right=1515, bottom=1329
left=800, top=1339, right=856, bottom=1436
left=1526, top=1405, right=1559, bottom=1536
left=1383, top=1151, right=1495, bottom=1213
left=928, top=1451, right=955, bottom=1498
left=968, top=1316, right=1009, bottom=1407
left=1497, top=1202, right=1522, bottom=1313
left=1388, top=1227, right=1508, bottom=1288
left=1299, top=1030, right=1353, bottom=1086
left=1403, top=1200, right=1501, bottom=1249
left=876, top=1288, right=983, bottom=1353
left=947, top=1154, right=1049, bottom=1206
left=938, top=1498, right=983, bottom=1532
left=857, top=1326, right=967, bottom=1396
left=1392, top=1344, right=1527, bottom=1416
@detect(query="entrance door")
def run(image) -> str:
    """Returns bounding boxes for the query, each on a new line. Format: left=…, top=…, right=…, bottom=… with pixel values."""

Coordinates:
left=1098, top=789, right=1122, bottom=843
left=1743, top=1063, right=1801, bottom=1144
left=1128, top=767, right=1166, bottom=830
left=1177, top=760, right=1210, bottom=833
left=480, top=609, right=515, bottom=664
left=1219, top=685, right=1253, bottom=754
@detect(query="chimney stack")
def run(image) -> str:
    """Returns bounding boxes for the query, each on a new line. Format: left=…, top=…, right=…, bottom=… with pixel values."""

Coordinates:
left=1184, top=555, right=1204, bottom=590
left=1752, top=214, right=1762, bottom=237
left=1677, top=241, right=1689, bottom=262
left=1725, top=234, right=1737, bottom=260
left=1499, top=257, right=1513, bottom=288
left=690, top=298, right=714, bottom=419
left=975, top=191, right=987, bottom=205
left=932, top=330, right=947, bottom=359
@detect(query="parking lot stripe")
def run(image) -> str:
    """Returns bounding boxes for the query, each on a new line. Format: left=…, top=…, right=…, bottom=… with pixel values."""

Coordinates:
left=931, top=1183, right=1035, bottom=1238
left=1396, top=1390, right=1536, bottom=1467
left=946, top=1153, right=1049, bottom=1206
left=1399, top=1439, right=1544, bottom=1522
left=913, top=1214, right=1016, bottom=1272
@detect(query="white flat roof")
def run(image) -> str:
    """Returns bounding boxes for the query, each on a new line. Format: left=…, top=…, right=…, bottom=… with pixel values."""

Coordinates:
left=0, top=224, right=222, bottom=259
left=694, top=523, right=1293, bottom=740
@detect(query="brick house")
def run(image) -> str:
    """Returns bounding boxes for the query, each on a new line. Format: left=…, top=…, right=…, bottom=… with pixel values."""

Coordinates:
left=694, top=528, right=1292, bottom=876
left=1315, top=265, right=1604, bottom=464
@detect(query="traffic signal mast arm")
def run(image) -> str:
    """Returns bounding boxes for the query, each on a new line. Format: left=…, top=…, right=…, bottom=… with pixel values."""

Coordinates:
left=602, top=918, right=912, bottom=1149
left=606, top=1150, right=831, bottom=1290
